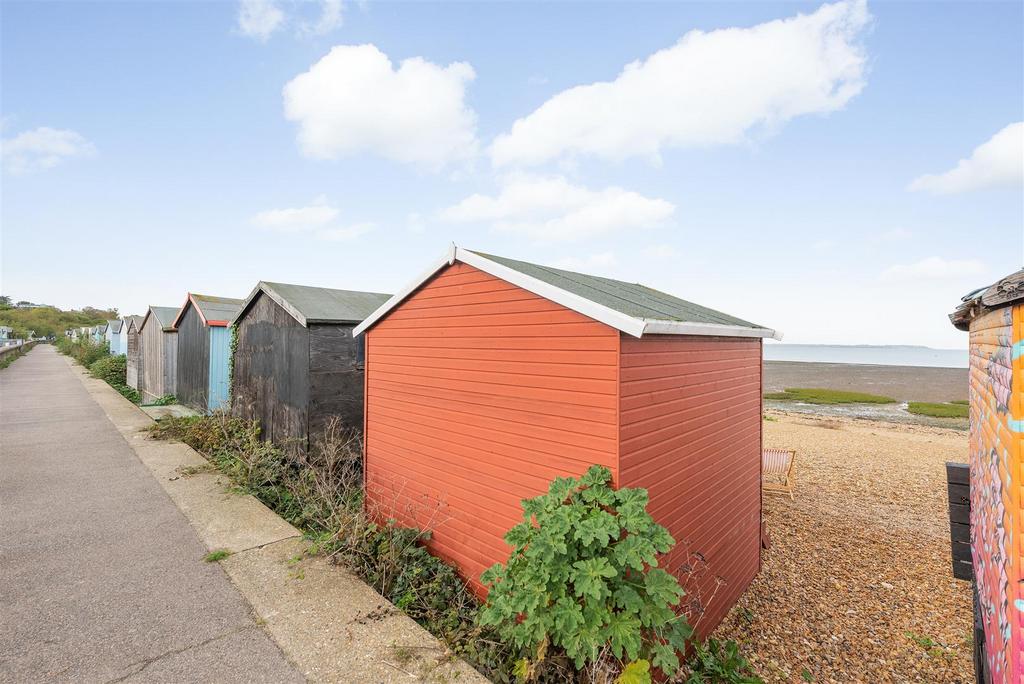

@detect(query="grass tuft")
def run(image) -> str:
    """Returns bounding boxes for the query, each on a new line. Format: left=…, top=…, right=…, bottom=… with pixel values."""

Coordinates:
left=764, top=388, right=895, bottom=404
left=203, top=549, right=232, bottom=563
left=907, top=402, right=969, bottom=418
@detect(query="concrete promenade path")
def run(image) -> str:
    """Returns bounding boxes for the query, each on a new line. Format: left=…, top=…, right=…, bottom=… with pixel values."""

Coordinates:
left=0, top=346, right=303, bottom=683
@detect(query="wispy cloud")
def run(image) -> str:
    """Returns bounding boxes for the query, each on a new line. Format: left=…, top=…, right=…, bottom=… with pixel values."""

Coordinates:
left=237, top=0, right=284, bottom=41
left=909, top=121, right=1023, bottom=194
left=1, top=126, right=96, bottom=175
left=284, top=44, right=478, bottom=169
left=317, top=222, right=374, bottom=241
left=440, top=174, right=674, bottom=241
left=880, top=256, right=986, bottom=282
left=490, top=0, right=871, bottom=167
left=251, top=196, right=372, bottom=241
left=299, top=0, right=343, bottom=37
left=238, top=0, right=343, bottom=41
left=251, top=195, right=338, bottom=232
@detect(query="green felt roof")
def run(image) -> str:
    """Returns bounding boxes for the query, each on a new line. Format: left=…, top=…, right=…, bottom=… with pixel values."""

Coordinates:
left=469, top=251, right=763, bottom=328
left=254, top=281, right=392, bottom=325
left=144, top=306, right=180, bottom=331
left=190, top=294, right=243, bottom=324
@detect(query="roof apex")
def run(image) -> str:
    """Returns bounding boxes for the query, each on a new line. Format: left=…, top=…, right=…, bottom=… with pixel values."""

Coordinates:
left=354, top=245, right=780, bottom=340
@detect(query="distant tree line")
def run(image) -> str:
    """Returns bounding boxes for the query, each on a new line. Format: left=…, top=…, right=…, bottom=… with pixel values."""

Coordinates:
left=0, top=296, right=117, bottom=339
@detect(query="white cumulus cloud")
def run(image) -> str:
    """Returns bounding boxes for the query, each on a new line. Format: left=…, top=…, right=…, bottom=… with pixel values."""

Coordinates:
left=490, top=0, right=870, bottom=167
left=237, top=0, right=285, bottom=41
left=283, top=44, right=479, bottom=169
left=880, top=257, right=986, bottom=282
left=908, top=122, right=1024, bottom=194
left=251, top=195, right=339, bottom=232
left=440, top=175, right=675, bottom=241
left=1, top=127, right=96, bottom=174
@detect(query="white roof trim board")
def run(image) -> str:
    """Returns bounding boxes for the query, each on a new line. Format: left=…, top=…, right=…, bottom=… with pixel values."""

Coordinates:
left=354, top=245, right=781, bottom=340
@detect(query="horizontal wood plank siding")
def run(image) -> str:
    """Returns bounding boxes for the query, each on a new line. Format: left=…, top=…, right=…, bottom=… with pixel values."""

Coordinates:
left=365, top=262, right=620, bottom=594
left=619, top=335, right=762, bottom=637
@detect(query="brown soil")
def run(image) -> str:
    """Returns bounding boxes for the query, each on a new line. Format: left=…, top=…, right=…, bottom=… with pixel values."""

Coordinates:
left=714, top=412, right=972, bottom=683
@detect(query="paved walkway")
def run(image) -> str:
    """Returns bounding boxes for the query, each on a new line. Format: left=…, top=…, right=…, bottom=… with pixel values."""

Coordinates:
left=0, top=346, right=303, bottom=683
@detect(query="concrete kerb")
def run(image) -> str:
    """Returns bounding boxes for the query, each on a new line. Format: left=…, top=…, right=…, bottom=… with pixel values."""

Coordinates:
left=64, top=356, right=489, bottom=683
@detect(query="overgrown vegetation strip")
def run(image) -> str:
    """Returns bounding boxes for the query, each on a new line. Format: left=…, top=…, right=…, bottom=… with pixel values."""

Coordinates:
left=146, top=414, right=761, bottom=683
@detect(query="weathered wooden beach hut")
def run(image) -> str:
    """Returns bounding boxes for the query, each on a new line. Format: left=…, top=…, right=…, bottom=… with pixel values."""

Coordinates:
left=950, top=268, right=1023, bottom=684
left=137, top=306, right=179, bottom=403
left=354, top=245, right=780, bottom=634
left=104, top=319, right=124, bottom=356
left=172, top=294, right=243, bottom=412
left=125, top=315, right=145, bottom=390
left=230, top=281, right=391, bottom=449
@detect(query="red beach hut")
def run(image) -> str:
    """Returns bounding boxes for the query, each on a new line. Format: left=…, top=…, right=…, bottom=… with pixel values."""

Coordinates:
left=354, top=245, right=780, bottom=633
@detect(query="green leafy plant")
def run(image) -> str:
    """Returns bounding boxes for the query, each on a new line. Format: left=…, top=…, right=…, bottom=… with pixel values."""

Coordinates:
left=89, top=354, right=126, bottom=385
left=684, top=638, right=761, bottom=683
left=479, top=465, right=692, bottom=683
left=143, top=394, right=177, bottom=406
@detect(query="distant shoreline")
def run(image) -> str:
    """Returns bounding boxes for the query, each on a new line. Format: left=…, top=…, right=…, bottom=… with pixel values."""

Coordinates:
left=764, top=344, right=967, bottom=369
left=763, top=360, right=968, bottom=404
left=764, top=358, right=966, bottom=371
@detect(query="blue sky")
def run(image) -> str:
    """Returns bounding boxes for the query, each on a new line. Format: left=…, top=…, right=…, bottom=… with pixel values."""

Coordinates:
left=2, top=0, right=1021, bottom=347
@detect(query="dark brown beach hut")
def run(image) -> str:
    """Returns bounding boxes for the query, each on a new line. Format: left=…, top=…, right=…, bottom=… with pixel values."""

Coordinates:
left=229, top=281, right=391, bottom=449
left=354, top=245, right=781, bottom=635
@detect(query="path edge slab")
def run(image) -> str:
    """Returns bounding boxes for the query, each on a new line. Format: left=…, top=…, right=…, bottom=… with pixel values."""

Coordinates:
left=64, top=356, right=489, bottom=683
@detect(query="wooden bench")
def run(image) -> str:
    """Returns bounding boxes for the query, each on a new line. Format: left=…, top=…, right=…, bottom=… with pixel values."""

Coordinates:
left=762, top=448, right=796, bottom=499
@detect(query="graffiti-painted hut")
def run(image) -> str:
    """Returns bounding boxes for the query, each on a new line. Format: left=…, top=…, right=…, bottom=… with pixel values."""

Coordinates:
left=137, top=306, right=179, bottom=403
left=230, top=281, right=390, bottom=450
left=950, top=268, right=1024, bottom=683
left=354, top=245, right=780, bottom=634
left=172, top=294, right=243, bottom=412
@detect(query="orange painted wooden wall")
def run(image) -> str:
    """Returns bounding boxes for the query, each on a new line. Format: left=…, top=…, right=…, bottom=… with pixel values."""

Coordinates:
left=364, top=262, right=621, bottom=591
left=364, top=262, right=763, bottom=633
left=619, top=335, right=762, bottom=636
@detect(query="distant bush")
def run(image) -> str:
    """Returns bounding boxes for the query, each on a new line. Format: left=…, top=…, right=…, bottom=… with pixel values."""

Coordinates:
left=89, top=354, right=126, bottom=386
left=907, top=401, right=969, bottom=418
left=763, top=388, right=895, bottom=405
left=56, top=336, right=109, bottom=367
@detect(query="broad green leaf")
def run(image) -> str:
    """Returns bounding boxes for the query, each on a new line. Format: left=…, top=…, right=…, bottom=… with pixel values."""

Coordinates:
left=604, top=612, right=642, bottom=660
left=573, top=510, right=619, bottom=547
left=644, top=568, right=685, bottom=606
left=613, top=584, right=644, bottom=612
left=650, top=642, right=680, bottom=676
left=512, top=658, right=530, bottom=682
left=580, top=464, right=612, bottom=488
left=615, top=660, right=651, bottom=684
left=571, top=557, right=616, bottom=601
left=613, top=535, right=658, bottom=570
